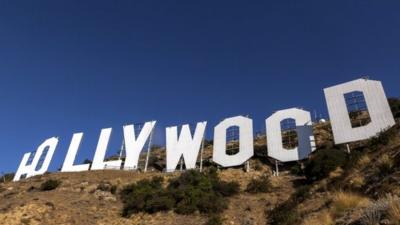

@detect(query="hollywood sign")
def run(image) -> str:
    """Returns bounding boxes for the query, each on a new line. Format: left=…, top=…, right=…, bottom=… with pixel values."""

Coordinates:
left=13, top=78, right=395, bottom=181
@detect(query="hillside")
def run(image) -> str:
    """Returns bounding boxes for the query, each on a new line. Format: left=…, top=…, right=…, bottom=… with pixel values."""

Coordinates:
left=1, top=104, right=400, bottom=225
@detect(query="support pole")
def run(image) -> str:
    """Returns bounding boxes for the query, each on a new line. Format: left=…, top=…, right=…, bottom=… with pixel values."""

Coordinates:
left=199, top=135, right=205, bottom=172
left=119, top=139, right=125, bottom=160
left=180, top=157, right=183, bottom=171
left=314, top=110, right=317, bottom=123
left=144, top=126, right=155, bottom=172
left=275, top=160, right=279, bottom=177
left=346, top=144, right=351, bottom=154
left=245, top=161, right=250, bottom=172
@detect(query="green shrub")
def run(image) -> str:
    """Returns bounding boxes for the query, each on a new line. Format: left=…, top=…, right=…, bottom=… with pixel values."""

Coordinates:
left=293, top=185, right=311, bottom=202
left=168, top=170, right=230, bottom=214
left=27, top=186, right=36, bottom=192
left=267, top=184, right=311, bottom=225
left=97, top=182, right=109, bottom=191
left=254, top=145, right=268, bottom=158
left=212, top=180, right=240, bottom=197
left=120, top=170, right=240, bottom=218
left=388, top=97, right=400, bottom=118
left=246, top=175, right=272, bottom=193
left=290, top=164, right=303, bottom=176
left=304, top=148, right=347, bottom=181
left=267, top=201, right=300, bottom=225
left=110, top=185, right=117, bottom=194
left=197, top=193, right=228, bottom=214
left=0, top=173, right=15, bottom=183
left=40, top=179, right=61, bottom=191
left=121, top=177, right=174, bottom=216
left=206, top=214, right=223, bottom=225
left=97, top=182, right=118, bottom=194
left=368, top=127, right=397, bottom=150
left=253, top=160, right=264, bottom=171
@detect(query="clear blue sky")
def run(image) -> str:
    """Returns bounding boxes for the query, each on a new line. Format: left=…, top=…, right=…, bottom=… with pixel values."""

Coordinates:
left=1, top=1, right=399, bottom=173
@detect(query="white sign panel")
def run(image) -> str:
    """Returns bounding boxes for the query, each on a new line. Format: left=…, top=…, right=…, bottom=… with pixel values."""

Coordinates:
left=324, top=79, right=395, bottom=144
left=91, top=128, right=122, bottom=170
left=166, top=122, right=207, bottom=172
left=12, top=78, right=396, bottom=181
left=14, top=137, right=58, bottom=181
left=123, top=121, right=156, bottom=170
left=213, top=116, right=254, bottom=167
left=266, top=108, right=316, bottom=162
left=61, top=132, right=90, bottom=172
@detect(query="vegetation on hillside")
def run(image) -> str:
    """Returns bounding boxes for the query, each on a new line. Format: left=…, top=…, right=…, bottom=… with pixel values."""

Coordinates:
left=0, top=173, right=14, bottom=183
left=266, top=122, right=400, bottom=225
left=389, top=97, right=400, bottom=119
left=40, top=179, right=62, bottom=191
left=246, top=174, right=272, bottom=193
left=120, top=169, right=240, bottom=224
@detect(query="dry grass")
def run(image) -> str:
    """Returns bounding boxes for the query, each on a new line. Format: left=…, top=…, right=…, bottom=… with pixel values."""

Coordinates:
left=329, top=167, right=344, bottom=179
left=388, top=196, right=400, bottom=225
left=313, top=192, right=375, bottom=224
left=359, top=194, right=400, bottom=225
left=331, top=192, right=370, bottom=218
left=302, top=210, right=333, bottom=225
left=377, top=154, right=394, bottom=175
left=378, top=154, right=393, bottom=166
left=349, top=173, right=365, bottom=190
left=356, top=155, right=371, bottom=169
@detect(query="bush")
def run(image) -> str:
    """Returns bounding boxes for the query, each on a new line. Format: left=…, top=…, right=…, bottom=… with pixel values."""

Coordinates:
left=293, top=185, right=311, bottom=202
left=253, top=160, right=264, bottom=171
left=254, top=145, right=268, bottom=158
left=267, top=185, right=311, bottom=225
left=120, top=177, right=174, bottom=216
left=0, top=173, right=14, bottom=183
left=267, top=201, right=301, bottom=225
left=331, top=192, right=370, bottom=218
left=290, top=163, right=303, bottom=176
left=168, top=170, right=231, bottom=214
left=358, top=194, right=400, bottom=225
left=27, top=186, right=36, bottom=192
left=110, top=185, right=117, bottom=194
left=40, top=179, right=61, bottom=191
left=212, top=180, right=240, bottom=197
left=97, top=182, right=118, bottom=194
left=206, top=214, right=223, bottom=225
left=304, top=149, right=348, bottom=181
left=388, top=97, right=400, bottom=118
left=368, top=127, right=397, bottom=150
left=120, top=170, right=240, bottom=218
left=377, top=154, right=394, bottom=177
left=246, top=174, right=272, bottom=193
